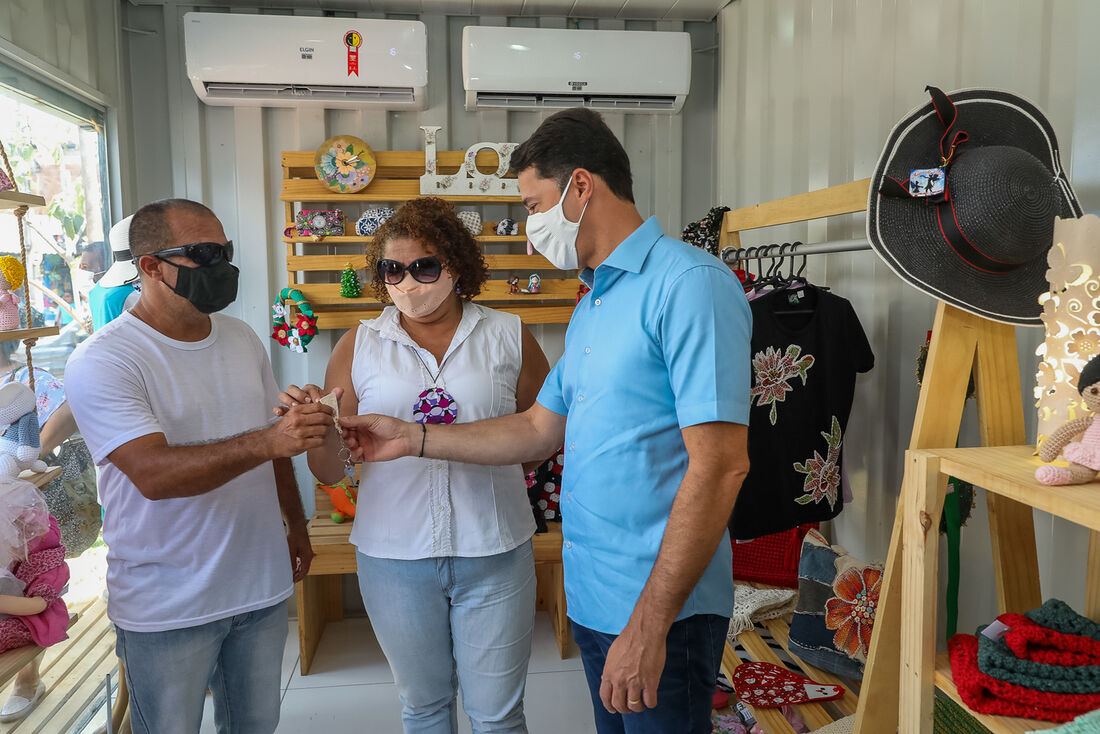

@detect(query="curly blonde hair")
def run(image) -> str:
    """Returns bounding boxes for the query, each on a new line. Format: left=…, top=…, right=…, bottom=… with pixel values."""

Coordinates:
left=366, top=197, right=489, bottom=303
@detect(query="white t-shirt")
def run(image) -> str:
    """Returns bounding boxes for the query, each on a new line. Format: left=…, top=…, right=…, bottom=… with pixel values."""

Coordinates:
left=350, top=303, right=536, bottom=559
left=65, top=312, right=293, bottom=632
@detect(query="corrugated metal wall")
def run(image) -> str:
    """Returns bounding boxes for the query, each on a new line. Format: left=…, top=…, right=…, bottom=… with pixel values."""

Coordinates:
left=121, top=4, right=718, bottom=513
left=719, top=0, right=1100, bottom=635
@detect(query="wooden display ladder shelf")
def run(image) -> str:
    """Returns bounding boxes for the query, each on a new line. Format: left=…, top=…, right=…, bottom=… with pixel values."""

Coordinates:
left=898, top=445, right=1091, bottom=734
left=281, top=149, right=580, bottom=328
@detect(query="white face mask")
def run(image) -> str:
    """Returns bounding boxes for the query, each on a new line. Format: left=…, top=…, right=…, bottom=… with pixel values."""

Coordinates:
left=386, top=270, right=454, bottom=319
left=525, top=176, right=588, bottom=270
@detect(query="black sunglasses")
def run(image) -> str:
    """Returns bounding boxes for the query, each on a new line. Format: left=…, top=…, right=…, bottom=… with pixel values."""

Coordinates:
left=153, top=241, right=234, bottom=267
left=376, top=256, right=442, bottom=285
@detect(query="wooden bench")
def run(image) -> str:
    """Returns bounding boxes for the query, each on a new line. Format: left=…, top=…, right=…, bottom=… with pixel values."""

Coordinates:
left=297, top=483, right=572, bottom=675
left=1, top=597, right=130, bottom=734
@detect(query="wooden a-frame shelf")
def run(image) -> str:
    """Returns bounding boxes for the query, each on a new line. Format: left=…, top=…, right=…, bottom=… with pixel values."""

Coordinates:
left=897, top=445, right=1092, bottom=734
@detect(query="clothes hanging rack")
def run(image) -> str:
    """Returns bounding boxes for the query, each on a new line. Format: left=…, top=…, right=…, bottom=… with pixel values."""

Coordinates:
left=720, top=238, right=871, bottom=264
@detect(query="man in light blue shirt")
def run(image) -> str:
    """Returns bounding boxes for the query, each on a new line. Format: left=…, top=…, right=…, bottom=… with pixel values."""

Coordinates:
left=341, top=108, right=751, bottom=734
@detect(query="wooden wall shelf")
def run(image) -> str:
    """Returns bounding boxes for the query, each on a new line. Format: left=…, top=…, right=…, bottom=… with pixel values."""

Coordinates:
left=281, top=148, right=578, bottom=328
left=0, top=191, right=46, bottom=210
left=0, top=326, right=60, bottom=343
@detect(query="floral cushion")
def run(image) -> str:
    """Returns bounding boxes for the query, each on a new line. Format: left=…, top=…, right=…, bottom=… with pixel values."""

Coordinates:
left=788, top=529, right=883, bottom=680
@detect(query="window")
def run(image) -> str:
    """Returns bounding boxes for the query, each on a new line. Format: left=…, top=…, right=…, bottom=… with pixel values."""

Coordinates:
left=0, top=62, right=110, bottom=604
left=0, top=62, right=110, bottom=380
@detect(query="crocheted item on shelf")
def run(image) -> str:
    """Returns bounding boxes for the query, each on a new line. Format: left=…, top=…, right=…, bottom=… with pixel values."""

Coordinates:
left=979, top=631, right=1100, bottom=694
left=728, top=584, right=798, bottom=638
left=1026, top=708, right=1100, bottom=734
left=1029, top=599, right=1100, bottom=641
left=949, top=634, right=1086, bottom=723
left=1000, top=612, right=1100, bottom=667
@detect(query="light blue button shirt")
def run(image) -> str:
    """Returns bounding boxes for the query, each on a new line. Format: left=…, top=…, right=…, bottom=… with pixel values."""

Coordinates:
left=537, top=216, right=752, bottom=635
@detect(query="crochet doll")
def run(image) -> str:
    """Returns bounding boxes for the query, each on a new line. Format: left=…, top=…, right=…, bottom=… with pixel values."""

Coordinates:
left=0, top=256, right=24, bottom=331
left=1037, top=354, right=1100, bottom=485
left=0, top=382, right=48, bottom=478
left=0, top=479, right=68, bottom=653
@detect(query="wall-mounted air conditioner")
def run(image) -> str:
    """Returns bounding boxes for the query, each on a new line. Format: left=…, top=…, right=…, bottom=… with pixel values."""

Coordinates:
left=462, top=26, right=691, bottom=114
left=184, top=12, right=427, bottom=109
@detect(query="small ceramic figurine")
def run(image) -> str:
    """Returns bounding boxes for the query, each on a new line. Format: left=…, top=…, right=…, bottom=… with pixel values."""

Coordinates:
left=526, top=274, right=541, bottom=294
left=1037, top=354, right=1100, bottom=485
left=508, top=276, right=520, bottom=295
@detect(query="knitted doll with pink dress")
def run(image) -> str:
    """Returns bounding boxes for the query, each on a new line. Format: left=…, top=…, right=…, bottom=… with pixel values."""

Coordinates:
left=1037, top=355, right=1100, bottom=486
left=0, top=480, right=68, bottom=653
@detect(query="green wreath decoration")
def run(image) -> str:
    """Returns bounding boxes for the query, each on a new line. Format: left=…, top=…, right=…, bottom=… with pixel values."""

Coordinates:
left=271, top=288, right=317, bottom=353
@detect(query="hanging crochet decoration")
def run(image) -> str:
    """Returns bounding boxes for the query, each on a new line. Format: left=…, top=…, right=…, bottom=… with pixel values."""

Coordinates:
left=0, top=256, right=25, bottom=331
left=731, top=662, right=845, bottom=708
left=314, top=135, right=376, bottom=194
left=339, top=264, right=362, bottom=299
left=271, top=288, right=317, bottom=353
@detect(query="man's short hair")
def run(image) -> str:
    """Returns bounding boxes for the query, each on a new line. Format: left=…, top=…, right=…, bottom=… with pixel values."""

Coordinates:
left=129, top=199, right=216, bottom=258
left=510, top=108, right=635, bottom=203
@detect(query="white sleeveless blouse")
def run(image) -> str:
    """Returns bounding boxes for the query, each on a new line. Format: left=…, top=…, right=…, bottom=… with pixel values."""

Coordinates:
left=348, top=303, right=537, bottom=559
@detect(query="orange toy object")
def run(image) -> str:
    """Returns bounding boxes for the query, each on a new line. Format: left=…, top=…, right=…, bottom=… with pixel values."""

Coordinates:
left=317, top=480, right=357, bottom=523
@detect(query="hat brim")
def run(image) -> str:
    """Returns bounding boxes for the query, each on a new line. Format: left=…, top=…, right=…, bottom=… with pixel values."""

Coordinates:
left=867, top=88, right=1081, bottom=326
left=97, top=261, right=138, bottom=289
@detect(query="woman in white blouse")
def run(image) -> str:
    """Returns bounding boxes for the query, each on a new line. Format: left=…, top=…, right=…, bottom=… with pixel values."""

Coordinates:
left=282, top=197, right=550, bottom=734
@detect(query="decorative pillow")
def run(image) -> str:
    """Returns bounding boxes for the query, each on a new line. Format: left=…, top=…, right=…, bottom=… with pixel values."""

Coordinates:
left=496, top=218, right=519, bottom=236
left=788, top=529, right=883, bottom=679
left=356, top=208, right=395, bottom=237
left=456, top=210, right=482, bottom=237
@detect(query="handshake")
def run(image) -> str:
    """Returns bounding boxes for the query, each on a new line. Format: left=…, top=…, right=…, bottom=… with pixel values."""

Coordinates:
left=270, top=384, right=419, bottom=463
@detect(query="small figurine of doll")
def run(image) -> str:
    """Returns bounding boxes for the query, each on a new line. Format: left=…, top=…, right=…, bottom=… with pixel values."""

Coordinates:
left=0, top=479, right=68, bottom=654
left=1037, top=354, right=1100, bottom=485
left=508, top=276, right=520, bottom=295
left=526, top=274, right=541, bottom=294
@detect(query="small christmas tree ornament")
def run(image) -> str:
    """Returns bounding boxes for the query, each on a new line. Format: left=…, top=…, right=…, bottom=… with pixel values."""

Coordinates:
left=339, top=264, right=361, bottom=298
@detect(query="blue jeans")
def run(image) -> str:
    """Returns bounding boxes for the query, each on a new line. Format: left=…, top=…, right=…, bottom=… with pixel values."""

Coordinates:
left=573, top=614, right=728, bottom=734
left=357, top=540, right=536, bottom=734
left=115, top=601, right=288, bottom=734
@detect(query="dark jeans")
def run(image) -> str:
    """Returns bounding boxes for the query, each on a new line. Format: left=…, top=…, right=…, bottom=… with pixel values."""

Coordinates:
left=572, top=614, right=728, bottom=734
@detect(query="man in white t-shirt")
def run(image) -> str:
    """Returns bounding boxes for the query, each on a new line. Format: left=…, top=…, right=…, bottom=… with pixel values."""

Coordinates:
left=65, top=199, right=333, bottom=734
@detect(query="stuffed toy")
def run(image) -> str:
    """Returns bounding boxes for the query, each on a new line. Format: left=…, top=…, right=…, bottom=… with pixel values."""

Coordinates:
left=0, top=382, right=48, bottom=478
left=0, top=256, right=25, bottom=331
left=1037, top=354, right=1100, bottom=485
left=0, top=478, right=68, bottom=653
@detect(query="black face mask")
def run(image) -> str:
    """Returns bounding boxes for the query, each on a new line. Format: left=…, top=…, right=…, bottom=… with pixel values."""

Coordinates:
left=161, top=259, right=240, bottom=313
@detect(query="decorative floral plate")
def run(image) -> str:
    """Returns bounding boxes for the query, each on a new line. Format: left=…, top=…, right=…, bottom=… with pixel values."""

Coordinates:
left=314, top=135, right=376, bottom=194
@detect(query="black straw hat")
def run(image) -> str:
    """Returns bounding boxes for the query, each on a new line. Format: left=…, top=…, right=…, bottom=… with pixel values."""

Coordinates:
left=867, top=86, right=1081, bottom=326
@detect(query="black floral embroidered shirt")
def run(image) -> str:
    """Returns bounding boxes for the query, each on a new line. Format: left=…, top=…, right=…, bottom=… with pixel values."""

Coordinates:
left=730, top=285, right=874, bottom=539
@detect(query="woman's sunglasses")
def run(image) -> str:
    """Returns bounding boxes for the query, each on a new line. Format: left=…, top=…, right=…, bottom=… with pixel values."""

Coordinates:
left=153, top=241, right=234, bottom=267
left=376, top=256, right=443, bottom=285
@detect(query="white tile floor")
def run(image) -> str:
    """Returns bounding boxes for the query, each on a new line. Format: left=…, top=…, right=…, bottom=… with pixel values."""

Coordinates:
left=199, top=613, right=597, bottom=734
